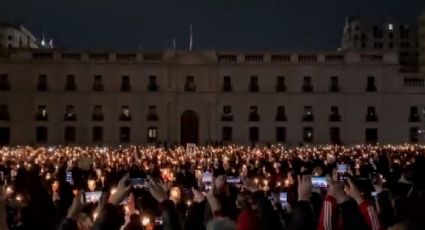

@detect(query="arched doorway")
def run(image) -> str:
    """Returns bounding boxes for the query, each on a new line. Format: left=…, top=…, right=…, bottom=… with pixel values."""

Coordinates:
left=180, top=110, right=199, bottom=144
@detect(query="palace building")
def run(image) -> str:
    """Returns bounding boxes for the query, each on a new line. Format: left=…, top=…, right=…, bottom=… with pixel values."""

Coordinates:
left=0, top=49, right=424, bottom=146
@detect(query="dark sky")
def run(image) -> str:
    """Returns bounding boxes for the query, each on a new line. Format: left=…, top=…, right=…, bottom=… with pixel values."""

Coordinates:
left=1, top=0, right=424, bottom=51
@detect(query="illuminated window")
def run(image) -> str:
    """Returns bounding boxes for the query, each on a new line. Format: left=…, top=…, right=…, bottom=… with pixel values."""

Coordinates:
left=36, top=105, right=48, bottom=121
left=302, top=106, right=314, bottom=122
left=147, top=126, right=158, bottom=142
left=303, top=127, right=313, bottom=143
left=64, top=105, right=76, bottom=121
left=120, top=106, right=131, bottom=121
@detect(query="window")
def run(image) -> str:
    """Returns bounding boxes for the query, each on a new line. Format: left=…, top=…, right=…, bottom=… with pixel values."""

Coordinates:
left=36, top=105, right=48, bottom=121
left=120, top=106, right=131, bottom=121
left=303, top=127, right=313, bottom=143
left=276, top=127, right=286, bottom=142
left=276, top=106, right=287, bottom=121
left=37, top=75, right=48, bottom=91
left=0, top=105, right=10, bottom=121
left=0, top=74, right=10, bottom=91
left=223, top=76, right=232, bottom=92
left=92, top=105, right=104, bottom=121
left=366, top=106, right=378, bottom=122
left=221, top=106, right=233, bottom=121
left=302, top=106, right=314, bottom=122
left=147, top=127, right=158, bottom=143
left=276, top=76, right=286, bottom=92
left=93, top=75, right=104, bottom=91
left=249, top=127, right=259, bottom=142
left=222, top=126, right=233, bottom=142
left=147, top=105, right=159, bottom=121
left=249, top=76, right=259, bottom=92
left=329, top=76, right=339, bottom=92
left=148, top=75, right=158, bottom=91
left=249, top=106, right=260, bottom=121
left=330, top=127, right=340, bottom=144
left=65, top=75, right=76, bottom=91
left=121, top=76, right=131, bottom=91
left=184, top=76, right=196, bottom=92
left=64, top=126, right=76, bottom=143
left=409, top=127, right=419, bottom=143
left=366, top=76, right=377, bottom=92
left=36, top=126, right=48, bottom=143
left=302, top=76, right=313, bottom=92
left=409, top=106, right=420, bottom=122
left=119, top=127, right=130, bottom=143
left=92, top=126, right=103, bottom=143
left=64, top=105, right=76, bottom=121
left=329, top=106, right=341, bottom=122
left=0, top=127, right=10, bottom=145
left=365, top=128, right=378, bottom=144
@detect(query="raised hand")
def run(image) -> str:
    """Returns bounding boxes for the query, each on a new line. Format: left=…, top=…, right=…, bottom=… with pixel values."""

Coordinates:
left=108, top=173, right=131, bottom=205
left=297, top=175, right=312, bottom=201
left=147, top=176, right=168, bottom=203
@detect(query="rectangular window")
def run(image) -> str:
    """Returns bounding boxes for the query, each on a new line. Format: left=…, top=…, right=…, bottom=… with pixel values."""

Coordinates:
left=36, top=126, right=48, bottom=143
left=147, top=105, right=159, bottom=121
left=223, top=76, right=232, bottom=92
left=330, top=127, right=340, bottom=144
left=147, top=127, right=158, bottom=143
left=64, top=126, right=76, bottom=143
left=330, top=106, right=341, bottom=122
left=276, top=76, right=286, bottom=92
left=330, top=76, right=339, bottom=92
left=119, top=127, right=130, bottom=143
left=222, top=126, right=233, bottom=142
left=303, top=127, right=313, bottom=143
left=221, top=106, right=233, bottom=121
left=120, top=105, right=131, bottom=121
left=92, top=105, right=104, bottom=121
left=36, top=105, right=48, bottom=121
left=121, top=76, right=131, bottom=91
left=64, top=105, right=76, bottom=121
left=0, top=105, right=10, bottom=121
left=410, top=127, right=419, bottom=143
left=92, top=126, right=103, bottom=143
left=37, top=74, right=48, bottom=91
left=409, top=106, right=420, bottom=122
left=365, top=128, right=378, bottom=144
left=366, top=76, right=377, bottom=92
left=276, top=127, right=286, bottom=142
left=93, top=75, right=104, bottom=91
left=302, top=76, right=313, bottom=92
left=366, top=106, right=378, bottom=122
left=148, top=75, right=158, bottom=91
left=184, top=76, right=196, bottom=92
left=249, top=76, right=259, bottom=92
left=302, top=106, right=314, bottom=122
left=249, top=127, right=259, bottom=142
left=249, top=106, right=260, bottom=121
left=0, top=127, right=10, bottom=145
left=276, top=106, right=287, bottom=121
left=65, top=75, right=76, bottom=91
left=0, top=74, right=10, bottom=91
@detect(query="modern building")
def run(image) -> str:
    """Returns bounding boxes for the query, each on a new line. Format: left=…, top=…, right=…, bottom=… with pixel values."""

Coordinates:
left=340, top=16, right=419, bottom=72
left=419, top=11, right=425, bottom=73
left=0, top=22, right=39, bottom=49
left=0, top=49, right=424, bottom=146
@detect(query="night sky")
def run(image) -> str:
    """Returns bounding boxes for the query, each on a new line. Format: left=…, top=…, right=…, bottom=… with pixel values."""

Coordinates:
left=1, top=0, right=424, bottom=51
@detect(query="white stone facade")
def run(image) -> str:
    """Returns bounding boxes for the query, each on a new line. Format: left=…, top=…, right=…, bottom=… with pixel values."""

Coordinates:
left=0, top=49, right=424, bottom=146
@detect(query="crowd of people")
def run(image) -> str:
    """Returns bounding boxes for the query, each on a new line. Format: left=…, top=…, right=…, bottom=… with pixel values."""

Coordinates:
left=0, top=144, right=424, bottom=230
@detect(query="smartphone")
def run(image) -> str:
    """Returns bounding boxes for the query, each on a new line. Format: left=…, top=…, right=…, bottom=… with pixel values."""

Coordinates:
left=226, top=176, right=241, bottom=185
left=337, top=164, right=348, bottom=182
left=128, top=178, right=147, bottom=189
left=311, top=176, right=328, bottom=188
left=371, top=191, right=377, bottom=199
left=202, top=172, right=213, bottom=183
left=279, top=192, right=288, bottom=209
left=83, top=191, right=102, bottom=203
left=66, top=171, right=73, bottom=184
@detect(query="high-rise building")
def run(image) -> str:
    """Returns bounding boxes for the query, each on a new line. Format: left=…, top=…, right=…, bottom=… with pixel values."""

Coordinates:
left=419, top=10, right=425, bottom=73
left=0, top=21, right=39, bottom=49
left=340, top=16, right=419, bottom=72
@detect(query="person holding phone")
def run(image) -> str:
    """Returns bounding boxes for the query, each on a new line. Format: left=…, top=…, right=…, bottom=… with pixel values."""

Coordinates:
left=236, top=191, right=260, bottom=230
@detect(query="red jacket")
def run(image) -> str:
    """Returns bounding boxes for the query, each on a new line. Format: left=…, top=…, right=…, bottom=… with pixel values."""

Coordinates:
left=358, top=200, right=384, bottom=230
left=237, top=209, right=260, bottom=230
